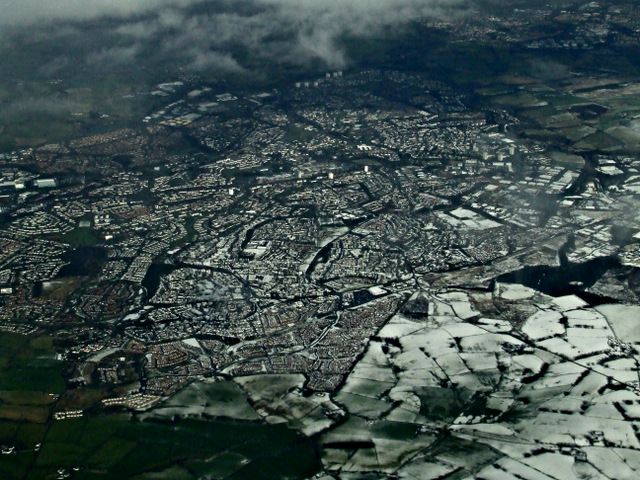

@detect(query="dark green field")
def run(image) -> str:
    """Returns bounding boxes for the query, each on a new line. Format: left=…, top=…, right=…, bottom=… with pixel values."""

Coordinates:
left=0, top=333, right=321, bottom=480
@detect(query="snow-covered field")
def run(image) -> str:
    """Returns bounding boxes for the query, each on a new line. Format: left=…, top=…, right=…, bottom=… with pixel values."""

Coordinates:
left=318, top=286, right=640, bottom=478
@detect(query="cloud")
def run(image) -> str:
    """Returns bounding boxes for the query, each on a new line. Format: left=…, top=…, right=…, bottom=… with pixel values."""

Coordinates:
left=4, top=97, right=84, bottom=118
left=86, top=45, right=141, bottom=67
left=0, top=0, right=207, bottom=25
left=0, top=0, right=469, bottom=74
left=188, top=50, right=246, bottom=73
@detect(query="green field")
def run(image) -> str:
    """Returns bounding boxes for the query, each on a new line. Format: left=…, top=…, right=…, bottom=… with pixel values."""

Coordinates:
left=0, top=333, right=65, bottom=395
left=57, top=228, right=101, bottom=248
left=0, top=333, right=321, bottom=479
left=3, top=415, right=320, bottom=480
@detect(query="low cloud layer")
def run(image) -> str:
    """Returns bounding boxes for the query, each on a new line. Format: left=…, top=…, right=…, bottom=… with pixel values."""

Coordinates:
left=1, top=0, right=469, bottom=75
left=0, top=0, right=206, bottom=25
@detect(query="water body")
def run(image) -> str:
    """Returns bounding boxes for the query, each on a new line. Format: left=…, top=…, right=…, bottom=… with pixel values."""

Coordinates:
left=305, top=243, right=332, bottom=281
left=497, top=255, right=620, bottom=305
left=141, top=262, right=179, bottom=299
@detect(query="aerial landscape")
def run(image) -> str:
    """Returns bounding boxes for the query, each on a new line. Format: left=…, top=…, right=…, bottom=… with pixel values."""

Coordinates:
left=2, top=0, right=640, bottom=478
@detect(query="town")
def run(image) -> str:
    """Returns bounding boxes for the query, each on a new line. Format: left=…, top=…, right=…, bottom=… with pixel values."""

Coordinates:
left=1, top=0, right=640, bottom=478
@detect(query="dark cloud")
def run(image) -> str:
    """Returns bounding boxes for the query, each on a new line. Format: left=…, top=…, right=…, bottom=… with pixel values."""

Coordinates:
left=1, top=0, right=470, bottom=75
left=4, top=97, right=84, bottom=117
left=86, top=45, right=141, bottom=67
left=0, top=0, right=208, bottom=25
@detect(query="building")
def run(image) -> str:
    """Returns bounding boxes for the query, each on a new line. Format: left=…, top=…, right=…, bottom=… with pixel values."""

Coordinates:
left=35, top=178, right=57, bottom=188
